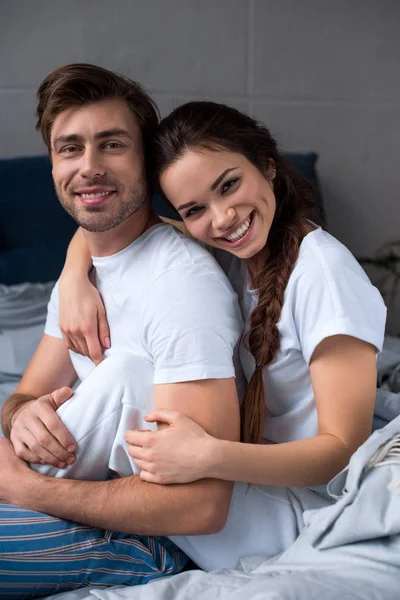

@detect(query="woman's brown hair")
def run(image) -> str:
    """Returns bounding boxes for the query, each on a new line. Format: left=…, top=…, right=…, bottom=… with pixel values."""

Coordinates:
left=152, top=101, right=321, bottom=444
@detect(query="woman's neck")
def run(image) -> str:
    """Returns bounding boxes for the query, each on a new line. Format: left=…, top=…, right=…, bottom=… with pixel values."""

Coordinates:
left=245, top=246, right=269, bottom=289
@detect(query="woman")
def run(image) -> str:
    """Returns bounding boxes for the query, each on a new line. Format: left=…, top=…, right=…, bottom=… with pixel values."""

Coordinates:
left=57, top=101, right=386, bottom=559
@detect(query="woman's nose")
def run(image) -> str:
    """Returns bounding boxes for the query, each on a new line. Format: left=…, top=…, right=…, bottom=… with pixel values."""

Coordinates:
left=212, top=205, right=237, bottom=232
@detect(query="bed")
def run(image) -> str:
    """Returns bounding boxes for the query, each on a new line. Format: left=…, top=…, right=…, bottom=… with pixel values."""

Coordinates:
left=1, top=154, right=400, bottom=599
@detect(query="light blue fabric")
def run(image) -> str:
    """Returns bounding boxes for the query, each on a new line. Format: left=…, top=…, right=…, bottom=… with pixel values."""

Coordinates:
left=272, top=413, right=400, bottom=574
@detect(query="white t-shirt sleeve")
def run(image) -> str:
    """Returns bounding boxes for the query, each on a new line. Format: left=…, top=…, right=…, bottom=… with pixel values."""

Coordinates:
left=142, top=265, right=243, bottom=384
left=290, top=248, right=387, bottom=364
left=44, top=281, right=63, bottom=340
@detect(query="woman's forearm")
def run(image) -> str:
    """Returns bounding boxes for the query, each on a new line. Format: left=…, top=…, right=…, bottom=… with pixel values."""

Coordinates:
left=63, top=227, right=92, bottom=277
left=206, top=434, right=353, bottom=487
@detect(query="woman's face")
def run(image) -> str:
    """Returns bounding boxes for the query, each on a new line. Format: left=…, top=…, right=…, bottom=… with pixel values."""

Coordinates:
left=160, top=148, right=276, bottom=260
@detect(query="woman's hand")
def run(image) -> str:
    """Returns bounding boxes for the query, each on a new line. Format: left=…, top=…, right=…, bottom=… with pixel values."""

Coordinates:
left=125, top=409, right=216, bottom=484
left=59, top=271, right=110, bottom=365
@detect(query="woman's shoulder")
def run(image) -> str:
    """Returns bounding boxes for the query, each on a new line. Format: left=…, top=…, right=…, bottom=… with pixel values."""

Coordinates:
left=280, top=227, right=386, bottom=361
left=290, top=227, right=370, bottom=287
left=285, top=225, right=386, bottom=321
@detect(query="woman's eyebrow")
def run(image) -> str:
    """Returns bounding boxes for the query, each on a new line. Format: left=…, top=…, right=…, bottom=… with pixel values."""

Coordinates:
left=177, top=200, right=196, bottom=211
left=210, top=167, right=239, bottom=191
left=176, top=167, right=240, bottom=211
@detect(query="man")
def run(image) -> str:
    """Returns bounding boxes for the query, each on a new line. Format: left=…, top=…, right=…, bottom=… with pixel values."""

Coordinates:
left=0, top=63, right=242, bottom=596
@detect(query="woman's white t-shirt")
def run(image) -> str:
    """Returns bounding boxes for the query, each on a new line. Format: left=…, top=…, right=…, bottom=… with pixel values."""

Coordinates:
left=216, top=227, right=387, bottom=444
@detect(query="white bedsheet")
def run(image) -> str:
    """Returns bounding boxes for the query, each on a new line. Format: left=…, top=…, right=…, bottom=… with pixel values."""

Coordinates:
left=48, top=414, right=400, bottom=600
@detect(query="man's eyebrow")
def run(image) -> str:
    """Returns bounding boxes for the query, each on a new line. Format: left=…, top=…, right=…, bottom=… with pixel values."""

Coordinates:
left=53, top=134, right=83, bottom=146
left=53, top=129, right=132, bottom=147
left=94, top=128, right=132, bottom=140
left=210, top=167, right=239, bottom=191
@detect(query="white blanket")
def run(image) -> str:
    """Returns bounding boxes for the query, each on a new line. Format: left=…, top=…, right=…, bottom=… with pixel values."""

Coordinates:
left=48, top=414, right=400, bottom=600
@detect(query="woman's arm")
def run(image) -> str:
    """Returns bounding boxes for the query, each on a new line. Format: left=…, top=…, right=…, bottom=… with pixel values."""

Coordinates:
left=127, top=335, right=377, bottom=487
left=59, top=228, right=110, bottom=364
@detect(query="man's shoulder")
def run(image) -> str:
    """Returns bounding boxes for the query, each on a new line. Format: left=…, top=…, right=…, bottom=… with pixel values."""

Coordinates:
left=143, top=224, right=230, bottom=285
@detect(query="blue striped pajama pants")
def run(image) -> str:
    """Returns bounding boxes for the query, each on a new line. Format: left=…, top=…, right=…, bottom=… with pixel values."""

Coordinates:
left=0, top=355, right=190, bottom=598
left=0, top=505, right=187, bottom=599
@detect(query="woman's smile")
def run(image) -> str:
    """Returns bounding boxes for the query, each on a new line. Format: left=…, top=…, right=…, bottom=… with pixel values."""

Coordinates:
left=160, top=149, right=276, bottom=262
left=215, top=210, right=255, bottom=247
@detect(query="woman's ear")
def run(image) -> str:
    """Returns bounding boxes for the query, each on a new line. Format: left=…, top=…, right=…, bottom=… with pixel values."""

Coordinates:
left=267, top=158, right=276, bottom=180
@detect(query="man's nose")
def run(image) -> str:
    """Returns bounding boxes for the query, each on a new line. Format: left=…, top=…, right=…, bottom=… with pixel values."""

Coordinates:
left=79, top=149, right=106, bottom=179
left=212, top=205, right=237, bottom=232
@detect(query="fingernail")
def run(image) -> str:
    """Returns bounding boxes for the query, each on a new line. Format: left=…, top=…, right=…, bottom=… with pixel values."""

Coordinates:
left=58, top=462, right=66, bottom=469
left=67, top=456, right=75, bottom=465
left=67, top=445, right=75, bottom=452
left=105, top=337, right=111, bottom=348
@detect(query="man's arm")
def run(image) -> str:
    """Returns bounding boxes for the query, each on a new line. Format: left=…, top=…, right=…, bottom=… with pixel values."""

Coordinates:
left=1, top=334, right=78, bottom=464
left=5, top=377, right=240, bottom=535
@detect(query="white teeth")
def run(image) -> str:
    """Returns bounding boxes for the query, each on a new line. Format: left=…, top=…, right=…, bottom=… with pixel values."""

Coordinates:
left=81, top=191, right=111, bottom=199
left=225, top=216, right=251, bottom=242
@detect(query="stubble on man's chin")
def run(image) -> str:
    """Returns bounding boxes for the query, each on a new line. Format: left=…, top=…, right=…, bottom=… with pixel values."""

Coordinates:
left=56, top=181, right=149, bottom=233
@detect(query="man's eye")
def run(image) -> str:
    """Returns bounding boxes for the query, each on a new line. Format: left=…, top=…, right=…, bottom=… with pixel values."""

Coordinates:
left=221, top=177, right=240, bottom=194
left=185, top=206, right=203, bottom=218
left=105, top=142, right=123, bottom=149
left=62, top=146, right=79, bottom=154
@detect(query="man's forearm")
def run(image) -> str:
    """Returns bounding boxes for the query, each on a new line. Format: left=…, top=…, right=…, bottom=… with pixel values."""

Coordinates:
left=11, top=470, right=232, bottom=536
left=1, top=393, right=36, bottom=439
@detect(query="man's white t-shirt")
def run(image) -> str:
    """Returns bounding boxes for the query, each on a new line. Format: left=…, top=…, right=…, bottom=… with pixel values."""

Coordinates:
left=43, top=224, right=387, bottom=572
left=217, top=226, right=387, bottom=444
left=45, top=224, right=243, bottom=385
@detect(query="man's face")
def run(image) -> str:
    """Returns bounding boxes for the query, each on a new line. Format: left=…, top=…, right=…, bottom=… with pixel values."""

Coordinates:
left=50, top=98, right=148, bottom=232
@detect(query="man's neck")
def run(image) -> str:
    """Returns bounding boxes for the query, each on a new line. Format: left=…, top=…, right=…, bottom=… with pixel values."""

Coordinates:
left=84, top=206, right=162, bottom=258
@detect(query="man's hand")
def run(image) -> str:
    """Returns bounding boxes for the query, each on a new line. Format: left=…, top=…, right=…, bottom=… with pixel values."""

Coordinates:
left=0, top=438, right=33, bottom=505
left=10, top=387, right=77, bottom=468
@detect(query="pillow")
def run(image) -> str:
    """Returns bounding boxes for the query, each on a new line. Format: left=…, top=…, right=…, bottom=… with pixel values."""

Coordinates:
left=0, top=156, right=76, bottom=250
left=0, top=282, right=54, bottom=377
left=0, top=156, right=76, bottom=284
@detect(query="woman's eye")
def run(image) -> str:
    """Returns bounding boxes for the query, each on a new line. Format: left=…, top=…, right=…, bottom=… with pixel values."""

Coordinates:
left=185, top=206, right=203, bottom=218
left=220, top=177, right=240, bottom=194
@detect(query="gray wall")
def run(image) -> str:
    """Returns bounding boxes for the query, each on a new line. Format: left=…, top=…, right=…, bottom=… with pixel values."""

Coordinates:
left=1, top=0, right=399, bottom=259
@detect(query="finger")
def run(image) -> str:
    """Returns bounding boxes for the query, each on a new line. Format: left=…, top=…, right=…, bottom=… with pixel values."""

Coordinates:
left=39, top=404, right=76, bottom=453
left=49, top=387, right=74, bottom=409
left=78, top=336, right=91, bottom=359
left=86, top=332, right=104, bottom=365
left=144, top=409, right=180, bottom=425
left=71, top=334, right=90, bottom=359
left=124, top=429, right=153, bottom=446
left=20, top=427, right=67, bottom=467
left=28, top=416, right=74, bottom=463
left=139, top=470, right=164, bottom=484
left=97, top=306, right=111, bottom=350
left=63, top=332, right=84, bottom=356
left=127, top=445, right=147, bottom=460
left=12, top=440, right=46, bottom=465
left=133, top=458, right=157, bottom=474
left=62, top=332, right=78, bottom=353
